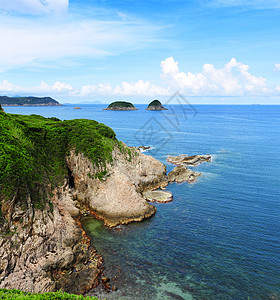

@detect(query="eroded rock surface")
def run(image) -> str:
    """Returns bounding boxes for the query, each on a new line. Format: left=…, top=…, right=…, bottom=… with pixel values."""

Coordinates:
left=67, top=147, right=168, bottom=227
left=167, top=154, right=212, bottom=166
left=0, top=185, right=102, bottom=294
left=142, top=190, right=173, bottom=203
left=168, top=165, right=200, bottom=183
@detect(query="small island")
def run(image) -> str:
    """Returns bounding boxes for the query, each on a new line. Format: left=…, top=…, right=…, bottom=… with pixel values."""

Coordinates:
left=146, top=99, right=167, bottom=111
left=103, top=101, right=137, bottom=111
left=0, top=96, right=62, bottom=106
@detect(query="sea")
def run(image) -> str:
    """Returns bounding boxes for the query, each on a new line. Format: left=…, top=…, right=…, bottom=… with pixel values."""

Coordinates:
left=4, top=104, right=280, bottom=300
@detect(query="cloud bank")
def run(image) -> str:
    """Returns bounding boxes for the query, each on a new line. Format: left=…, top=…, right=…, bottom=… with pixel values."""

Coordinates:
left=160, top=57, right=270, bottom=96
left=1, top=58, right=279, bottom=98
left=0, top=80, right=76, bottom=95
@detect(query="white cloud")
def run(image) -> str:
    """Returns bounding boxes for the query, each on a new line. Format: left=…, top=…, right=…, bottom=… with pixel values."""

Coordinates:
left=81, top=80, right=169, bottom=97
left=0, top=80, right=76, bottom=95
left=0, top=80, right=20, bottom=92
left=0, top=0, right=69, bottom=15
left=1, top=58, right=279, bottom=98
left=113, top=80, right=169, bottom=96
left=275, top=64, right=280, bottom=71
left=160, top=57, right=270, bottom=96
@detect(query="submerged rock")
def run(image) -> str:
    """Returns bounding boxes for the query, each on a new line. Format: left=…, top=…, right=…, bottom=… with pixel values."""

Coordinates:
left=143, top=190, right=173, bottom=203
left=168, top=165, right=200, bottom=183
left=146, top=99, right=167, bottom=111
left=137, top=145, right=151, bottom=152
left=167, top=154, right=212, bottom=166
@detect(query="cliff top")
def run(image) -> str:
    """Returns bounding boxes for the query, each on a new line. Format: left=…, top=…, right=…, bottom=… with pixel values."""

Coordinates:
left=0, top=112, right=118, bottom=213
left=0, top=96, right=61, bottom=106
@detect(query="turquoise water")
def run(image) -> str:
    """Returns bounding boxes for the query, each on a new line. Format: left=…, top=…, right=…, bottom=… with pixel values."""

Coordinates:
left=5, top=104, right=280, bottom=299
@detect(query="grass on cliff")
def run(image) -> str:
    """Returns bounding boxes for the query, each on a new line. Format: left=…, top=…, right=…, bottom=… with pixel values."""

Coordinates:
left=107, top=101, right=135, bottom=108
left=0, top=289, right=102, bottom=299
left=0, top=110, right=118, bottom=214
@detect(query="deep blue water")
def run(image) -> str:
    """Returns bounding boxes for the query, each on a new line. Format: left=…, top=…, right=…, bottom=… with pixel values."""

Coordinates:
left=5, top=104, right=280, bottom=299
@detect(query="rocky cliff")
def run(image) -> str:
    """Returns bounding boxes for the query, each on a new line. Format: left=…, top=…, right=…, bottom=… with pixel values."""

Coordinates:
left=0, top=112, right=167, bottom=294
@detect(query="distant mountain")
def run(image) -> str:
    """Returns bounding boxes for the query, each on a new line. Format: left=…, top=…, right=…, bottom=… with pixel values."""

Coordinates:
left=0, top=96, right=62, bottom=106
left=79, top=100, right=104, bottom=104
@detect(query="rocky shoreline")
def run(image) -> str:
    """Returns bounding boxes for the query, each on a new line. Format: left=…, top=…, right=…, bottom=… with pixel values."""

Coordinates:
left=0, top=140, right=212, bottom=295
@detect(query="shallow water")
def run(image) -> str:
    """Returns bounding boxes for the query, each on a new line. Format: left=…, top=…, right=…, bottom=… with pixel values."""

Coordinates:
left=6, top=104, right=280, bottom=299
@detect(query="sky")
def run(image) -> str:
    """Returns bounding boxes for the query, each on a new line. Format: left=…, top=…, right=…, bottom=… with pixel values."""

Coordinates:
left=0, top=0, right=280, bottom=104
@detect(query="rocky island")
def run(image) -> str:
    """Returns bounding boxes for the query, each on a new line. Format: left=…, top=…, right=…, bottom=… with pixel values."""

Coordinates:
left=146, top=99, right=167, bottom=110
left=103, top=101, right=137, bottom=111
left=0, top=96, right=62, bottom=106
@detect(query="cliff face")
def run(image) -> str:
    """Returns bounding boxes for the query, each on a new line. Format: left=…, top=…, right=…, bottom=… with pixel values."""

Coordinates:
left=0, top=146, right=167, bottom=294
left=0, top=183, right=102, bottom=294
left=67, top=147, right=167, bottom=227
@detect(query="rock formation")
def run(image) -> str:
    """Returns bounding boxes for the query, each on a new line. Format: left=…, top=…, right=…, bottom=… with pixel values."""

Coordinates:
left=142, top=190, right=173, bottom=203
left=67, top=147, right=168, bottom=227
left=146, top=100, right=167, bottom=111
left=168, top=165, right=200, bottom=183
left=0, top=146, right=168, bottom=294
left=167, top=154, right=212, bottom=166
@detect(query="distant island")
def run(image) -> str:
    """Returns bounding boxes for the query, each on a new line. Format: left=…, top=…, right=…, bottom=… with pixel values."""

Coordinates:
left=0, top=96, right=62, bottom=106
left=146, top=99, right=167, bottom=111
left=103, top=101, right=137, bottom=111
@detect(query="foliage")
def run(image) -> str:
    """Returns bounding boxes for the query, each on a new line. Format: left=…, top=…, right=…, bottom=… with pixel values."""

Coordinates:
left=147, top=100, right=162, bottom=107
left=0, top=289, right=102, bottom=299
left=107, top=101, right=135, bottom=109
left=0, top=96, right=60, bottom=106
left=0, top=112, right=117, bottom=210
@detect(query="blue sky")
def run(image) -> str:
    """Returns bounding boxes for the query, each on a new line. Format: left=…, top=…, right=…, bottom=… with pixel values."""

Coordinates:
left=0, top=0, right=280, bottom=104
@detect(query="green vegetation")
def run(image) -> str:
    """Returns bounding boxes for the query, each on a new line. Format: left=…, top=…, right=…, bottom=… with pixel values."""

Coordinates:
left=0, top=112, right=118, bottom=212
left=0, top=289, right=101, bottom=299
left=0, top=96, right=60, bottom=106
left=147, top=100, right=162, bottom=107
left=105, top=101, right=136, bottom=110
left=146, top=100, right=167, bottom=111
